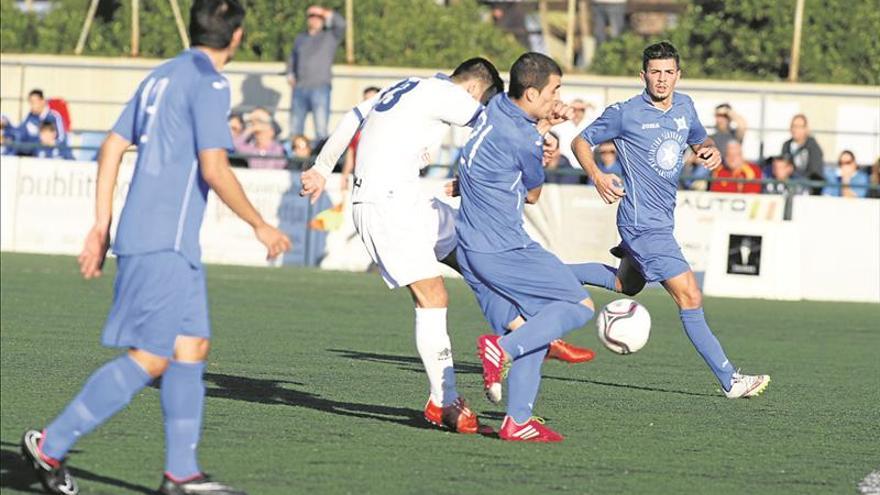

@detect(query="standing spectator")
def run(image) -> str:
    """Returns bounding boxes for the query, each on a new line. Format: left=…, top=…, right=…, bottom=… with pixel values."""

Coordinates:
left=554, top=98, right=593, bottom=167
left=711, top=103, right=747, bottom=161
left=19, top=89, right=68, bottom=154
left=591, top=0, right=626, bottom=46
left=234, top=107, right=287, bottom=170
left=710, top=141, right=762, bottom=194
left=286, top=5, right=346, bottom=141
left=781, top=114, right=824, bottom=187
left=341, top=86, right=381, bottom=190
left=764, top=156, right=807, bottom=195
left=588, top=141, right=623, bottom=184
left=35, top=121, right=74, bottom=160
left=822, top=150, right=869, bottom=198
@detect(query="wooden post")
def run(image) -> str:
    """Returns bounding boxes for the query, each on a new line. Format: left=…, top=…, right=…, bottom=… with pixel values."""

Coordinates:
left=563, top=0, right=576, bottom=70
left=345, top=0, right=354, bottom=63
left=168, top=0, right=190, bottom=49
left=74, top=0, right=101, bottom=55
left=578, top=0, right=593, bottom=68
left=131, top=0, right=140, bottom=57
left=788, top=0, right=805, bottom=82
left=538, top=0, right=550, bottom=53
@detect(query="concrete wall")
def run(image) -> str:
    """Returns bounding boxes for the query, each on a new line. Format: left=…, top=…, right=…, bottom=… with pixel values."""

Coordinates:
left=2, top=53, right=879, bottom=163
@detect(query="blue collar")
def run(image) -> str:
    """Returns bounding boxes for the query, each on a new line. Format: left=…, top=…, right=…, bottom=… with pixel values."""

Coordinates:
left=433, top=72, right=452, bottom=81
left=498, top=93, right=537, bottom=124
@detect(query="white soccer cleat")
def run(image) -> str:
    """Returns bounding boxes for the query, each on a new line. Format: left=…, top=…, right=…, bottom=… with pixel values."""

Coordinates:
left=724, top=372, right=770, bottom=399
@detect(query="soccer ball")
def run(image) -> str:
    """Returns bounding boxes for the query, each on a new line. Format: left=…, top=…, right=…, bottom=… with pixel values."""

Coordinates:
left=596, top=299, right=651, bottom=355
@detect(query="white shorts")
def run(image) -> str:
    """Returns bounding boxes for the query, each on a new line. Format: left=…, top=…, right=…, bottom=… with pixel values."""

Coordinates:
left=352, top=197, right=458, bottom=289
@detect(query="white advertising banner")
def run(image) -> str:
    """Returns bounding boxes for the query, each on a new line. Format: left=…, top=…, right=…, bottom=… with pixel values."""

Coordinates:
left=674, top=191, right=785, bottom=272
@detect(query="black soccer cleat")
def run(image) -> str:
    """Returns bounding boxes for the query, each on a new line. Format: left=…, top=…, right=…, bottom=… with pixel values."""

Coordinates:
left=158, top=473, right=247, bottom=495
left=20, top=429, right=79, bottom=495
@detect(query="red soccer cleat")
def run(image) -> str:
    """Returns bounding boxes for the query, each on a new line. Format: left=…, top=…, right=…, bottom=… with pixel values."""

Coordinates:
left=546, top=339, right=595, bottom=364
left=477, top=334, right=510, bottom=404
left=499, top=416, right=564, bottom=443
left=423, top=397, right=480, bottom=434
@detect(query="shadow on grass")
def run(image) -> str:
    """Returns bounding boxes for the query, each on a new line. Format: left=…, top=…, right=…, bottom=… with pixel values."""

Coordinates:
left=0, top=441, right=154, bottom=494
left=201, top=373, right=437, bottom=431
left=328, top=348, right=716, bottom=398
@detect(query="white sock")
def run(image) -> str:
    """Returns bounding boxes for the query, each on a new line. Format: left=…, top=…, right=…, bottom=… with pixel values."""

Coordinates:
left=414, top=307, right=459, bottom=407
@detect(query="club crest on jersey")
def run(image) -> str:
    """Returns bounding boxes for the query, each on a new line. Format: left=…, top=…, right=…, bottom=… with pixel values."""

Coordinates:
left=648, top=130, right=685, bottom=179
left=674, top=116, right=688, bottom=131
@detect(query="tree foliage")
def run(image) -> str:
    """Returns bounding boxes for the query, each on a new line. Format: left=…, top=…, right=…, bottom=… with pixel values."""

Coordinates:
left=0, top=0, right=522, bottom=70
left=591, top=0, right=880, bottom=85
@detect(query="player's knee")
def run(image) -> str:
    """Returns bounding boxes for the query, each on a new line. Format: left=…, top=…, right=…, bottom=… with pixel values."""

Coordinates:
left=411, top=278, right=448, bottom=308
left=174, top=336, right=211, bottom=363
left=128, top=349, right=169, bottom=377
left=678, top=289, right=702, bottom=309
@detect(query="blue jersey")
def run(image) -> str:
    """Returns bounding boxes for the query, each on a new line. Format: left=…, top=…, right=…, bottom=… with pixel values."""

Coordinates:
left=581, top=90, right=707, bottom=230
left=456, top=94, right=544, bottom=253
left=111, top=49, right=233, bottom=266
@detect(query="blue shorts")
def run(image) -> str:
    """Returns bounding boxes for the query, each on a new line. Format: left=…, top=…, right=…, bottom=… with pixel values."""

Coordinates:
left=457, top=243, right=590, bottom=334
left=615, top=227, right=690, bottom=283
left=101, top=251, right=211, bottom=358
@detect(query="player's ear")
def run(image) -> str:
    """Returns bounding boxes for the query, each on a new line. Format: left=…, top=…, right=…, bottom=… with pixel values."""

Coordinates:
left=230, top=27, right=244, bottom=49
left=525, top=87, right=539, bottom=103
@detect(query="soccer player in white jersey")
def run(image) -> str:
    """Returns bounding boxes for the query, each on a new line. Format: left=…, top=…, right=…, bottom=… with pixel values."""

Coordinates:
left=300, top=59, right=503, bottom=434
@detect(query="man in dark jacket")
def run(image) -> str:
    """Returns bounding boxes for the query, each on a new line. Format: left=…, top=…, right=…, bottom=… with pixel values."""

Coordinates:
left=781, top=113, right=824, bottom=193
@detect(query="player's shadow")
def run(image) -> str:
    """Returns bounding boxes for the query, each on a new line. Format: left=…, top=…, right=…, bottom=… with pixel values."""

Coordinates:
left=329, top=348, right=715, bottom=398
left=201, top=373, right=436, bottom=431
left=0, top=442, right=154, bottom=494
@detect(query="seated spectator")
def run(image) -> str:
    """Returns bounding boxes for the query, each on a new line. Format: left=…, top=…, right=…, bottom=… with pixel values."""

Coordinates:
left=290, top=134, right=313, bottom=169
left=234, top=107, right=287, bottom=170
left=19, top=89, right=67, bottom=155
left=544, top=146, right=579, bottom=184
left=34, top=121, right=74, bottom=160
left=764, top=156, right=807, bottom=195
left=588, top=141, right=623, bottom=184
left=822, top=150, right=869, bottom=198
left=1, top=114, right=17, bottom=155
left=870, top=157, right=880, bottom=199
left=711, top=103, right=747, bottom=162
left=228, top=113, right=245, bottom=140
left=341, top=86, right=381, bottom=188
left=781, top=114, right=824, bottom=191
left=710, top=141, right=762, bottom=193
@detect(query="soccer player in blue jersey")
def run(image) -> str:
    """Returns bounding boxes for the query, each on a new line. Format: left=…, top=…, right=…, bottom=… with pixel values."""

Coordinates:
left=20, top=1, right=291, bottom=494
left=457, top=52, right=595, bottom=442
left=570, top=41, right=770, bottom=399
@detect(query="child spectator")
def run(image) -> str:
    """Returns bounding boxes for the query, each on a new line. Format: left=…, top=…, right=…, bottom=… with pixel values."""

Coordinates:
left=764, top=156, right=807, bottom=195
left=34, top=121, right=74, bottom=160
left=20, top=89, right=68, bottom=154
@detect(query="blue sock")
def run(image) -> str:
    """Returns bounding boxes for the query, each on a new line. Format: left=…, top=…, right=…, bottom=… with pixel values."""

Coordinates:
left=506, top=349, right=545, bottom=423
left=161, top=361, right=206, bottom=480
left=42, top=354, right=151, bottom=460
left=680, top=308, right=736, bottom=390
left=567, top=263, right=618, bottom=292
left=500, top=302, right=593, bottom=358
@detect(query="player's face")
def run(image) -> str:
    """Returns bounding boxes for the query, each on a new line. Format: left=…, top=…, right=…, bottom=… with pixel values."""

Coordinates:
left=641, top=59, right=679, bottom=102
left=533, top=73, right=562, bottom=119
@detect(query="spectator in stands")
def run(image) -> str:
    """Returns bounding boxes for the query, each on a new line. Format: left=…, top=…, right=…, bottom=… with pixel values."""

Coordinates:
left=711, top=103, right=747, bottom=161
left=290, top=134, right=314, bottom=170
left=822, top=150, right=869, bottom=198
left=870, top=157, right=880, bottom=199
left=555, top=98, right=593, bottom=167
left=287, top=4, right=346, bottom=140
left=591, top=0, right=626, bottom=46
left=19, top=89, right=67, bottom=155
left=34, top=121, right=74, bottom=160
left=341, top=86, right=381, bottom=189
left=588, top=141, right=623, bottom=184
left=781, top=114, right=824, bottom=189
left=234, top=107, right=287, bottom=170
left=1, top=114, right=17, bottom=155
left=228, top=113, right=245, bottom=140
left=764, top=155, right=807, bottom=195
left=710, top=141, right=762, bottom=194
left=544, top=146, right=579, bottom=185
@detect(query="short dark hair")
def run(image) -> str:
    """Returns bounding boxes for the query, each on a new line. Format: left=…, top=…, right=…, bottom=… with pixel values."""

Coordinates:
left=508, top=52, right=562, bottom=99
left=29, top=89, right=44, bottom=99
left=39, top=121, right=57, bottom=133
left=451, top=57, right=504, bottom=105
left=642, top=41, right=680, bottom=72
left=363, top=86, right=381, bottom=96
left=189, top=0, right=245, bottom=49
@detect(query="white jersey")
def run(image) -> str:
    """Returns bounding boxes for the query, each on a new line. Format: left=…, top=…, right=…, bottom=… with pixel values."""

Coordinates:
left=350, top=75, right=480, bottom=203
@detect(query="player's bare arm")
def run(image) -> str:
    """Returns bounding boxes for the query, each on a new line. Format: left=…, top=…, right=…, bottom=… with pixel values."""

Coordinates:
left=690, top=137, right=722, bottom=171
left=525, top=185, right=542, bottom=204
left=78, top=132, right=130, bottom=279
left=200, top=148, right=292, bottom=259
left=572, top=135, right=625, bottom=204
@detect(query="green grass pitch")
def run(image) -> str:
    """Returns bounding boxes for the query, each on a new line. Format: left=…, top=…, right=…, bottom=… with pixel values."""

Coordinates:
left=1, top=252, right=878, bottom=494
